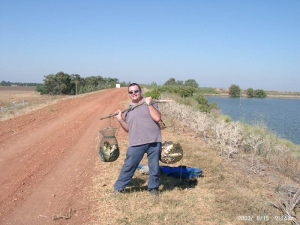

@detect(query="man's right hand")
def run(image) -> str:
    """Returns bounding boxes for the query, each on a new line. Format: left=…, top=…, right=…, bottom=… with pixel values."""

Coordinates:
left=115, top=109, right=129, bottom=132
left=115, top=109, right=122, bottom=121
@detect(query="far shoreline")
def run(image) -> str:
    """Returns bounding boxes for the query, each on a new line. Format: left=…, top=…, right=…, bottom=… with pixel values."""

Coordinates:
left=1, top=85, right=299, bottom=99
left=205, top=93, right=300, bottom=99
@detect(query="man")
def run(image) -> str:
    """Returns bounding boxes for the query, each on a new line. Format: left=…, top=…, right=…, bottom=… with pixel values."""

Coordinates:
left=113, top=83, right=162, bottom=198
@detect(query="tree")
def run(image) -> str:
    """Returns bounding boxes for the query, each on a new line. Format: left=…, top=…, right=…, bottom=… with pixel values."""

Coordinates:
left=104, top=77, right=119, bottom=88
left=229, top=84, right=241, bottom=97
left=246, top=88, right=255, bottom=98
left=184, top=79, right=199, bottom=88
left=175, top=86, right=195, bottom=98
left=43, top=74, right=58, bottom=94
left=120, top=81, right=130, bottom=87
left=1, top=81, right=11, bottom=86
left=254, top=89, right=267, bottom=98
left=164, top=78, right=176, bottom=86
left=42, top=72, right=72, bottom=95
left=70, top=74, right=85, bottom=95
left=176, top=80, right=184, bottom=85
left=85, top=76, right=99, bottom=87
left=55, top=71, right=71, bottom=94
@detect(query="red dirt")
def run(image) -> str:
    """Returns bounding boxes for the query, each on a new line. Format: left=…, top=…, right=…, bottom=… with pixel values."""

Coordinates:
left=0, top=88, right=128, bottom=224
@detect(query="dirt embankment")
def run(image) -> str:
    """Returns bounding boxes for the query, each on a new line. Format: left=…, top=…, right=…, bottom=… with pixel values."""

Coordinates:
left=0, top=88, right=128, bottom=224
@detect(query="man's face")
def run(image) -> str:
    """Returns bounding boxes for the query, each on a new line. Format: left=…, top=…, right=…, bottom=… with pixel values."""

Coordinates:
left=128, top=85, right=141, bottom=102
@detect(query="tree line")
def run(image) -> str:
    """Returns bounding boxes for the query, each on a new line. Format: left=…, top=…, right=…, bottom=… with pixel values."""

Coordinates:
left=229, top=84, right=267, bottom=98
left=36, top=71, right=129, bottom=95
left=2, top=74, right=267, bottom=99
left=0, top=81, right=42, bottom=86
left=159, top=78, right=267, bottom=98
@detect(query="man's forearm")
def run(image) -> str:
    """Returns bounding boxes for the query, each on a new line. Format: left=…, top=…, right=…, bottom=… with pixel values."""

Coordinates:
left=147, top=104, right=161, bottom=122
left=118, top=119, right=129, bottom=132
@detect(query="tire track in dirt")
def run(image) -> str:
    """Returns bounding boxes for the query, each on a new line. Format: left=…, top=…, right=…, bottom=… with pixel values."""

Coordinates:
left=0, top=88, right=128, bottom=224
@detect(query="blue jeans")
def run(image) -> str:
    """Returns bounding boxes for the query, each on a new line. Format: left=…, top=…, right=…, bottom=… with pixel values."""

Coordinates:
left=114, top=142, right=162, bottom=191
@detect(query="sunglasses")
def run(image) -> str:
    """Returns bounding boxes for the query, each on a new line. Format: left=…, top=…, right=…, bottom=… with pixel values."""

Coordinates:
left=128, top=90, right=140, bottom=94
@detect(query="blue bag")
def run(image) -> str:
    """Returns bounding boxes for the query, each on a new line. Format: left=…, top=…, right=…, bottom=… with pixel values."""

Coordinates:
left=159, top=166, right=202, bottom=179
left=137, top=165, right=203, bottom=179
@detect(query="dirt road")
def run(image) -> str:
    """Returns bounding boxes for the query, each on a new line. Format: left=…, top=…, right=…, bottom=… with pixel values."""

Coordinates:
left=0, top=88, right=128, bottom=224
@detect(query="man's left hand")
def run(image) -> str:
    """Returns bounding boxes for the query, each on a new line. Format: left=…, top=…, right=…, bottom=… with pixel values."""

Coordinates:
left=145, top=97, right=152, bottom=105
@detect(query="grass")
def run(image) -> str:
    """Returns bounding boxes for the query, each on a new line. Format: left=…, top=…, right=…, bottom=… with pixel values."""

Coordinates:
left=0, top=90, right=75, bottom=121
left=91, top=119, right=299, bottom=224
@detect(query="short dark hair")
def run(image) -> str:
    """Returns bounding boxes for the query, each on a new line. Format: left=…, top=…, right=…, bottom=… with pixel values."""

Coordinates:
left=128, top=83, right=141, bottom=91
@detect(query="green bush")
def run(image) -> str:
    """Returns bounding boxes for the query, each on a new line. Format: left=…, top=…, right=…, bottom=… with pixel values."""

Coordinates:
left=144, top=89, right=160, bottom=99
left=254, top=89, right=267, bottom=98
left=194, top=94, right=219, bottom=113
left=229, top=84, right=241, bottom=97
left=35, top=85, right=45, bottom=94
left=184, top=79, right=199, bottom=88
left=174, top=86, right=195, bottom=98
left=246, top=88, right=255, bottom=98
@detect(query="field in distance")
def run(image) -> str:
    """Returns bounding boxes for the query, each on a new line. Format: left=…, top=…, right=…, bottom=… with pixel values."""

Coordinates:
left=0, top=86, right=68, bottom=121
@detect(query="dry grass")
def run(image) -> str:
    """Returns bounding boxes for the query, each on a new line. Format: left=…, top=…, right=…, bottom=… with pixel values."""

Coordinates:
left=90, top=99, right=299, bottom=224
left=0, top=88, right=74, bottom=121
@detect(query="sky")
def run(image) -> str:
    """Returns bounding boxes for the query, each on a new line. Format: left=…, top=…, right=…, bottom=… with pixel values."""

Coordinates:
left=0, top=0, right=299, bottom=91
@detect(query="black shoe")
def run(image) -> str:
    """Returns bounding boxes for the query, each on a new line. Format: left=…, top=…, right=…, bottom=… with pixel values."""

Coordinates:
left=149, top=189, right=159, bottom=196
left=149, top=189, right=159, bottom=203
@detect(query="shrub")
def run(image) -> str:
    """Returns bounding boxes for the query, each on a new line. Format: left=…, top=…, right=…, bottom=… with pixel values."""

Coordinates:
left=35, top=85, right=45, bottom=94
left=143, top=89, right=160, bottom=99
left=254, top=89, right=267, bottom=98
left=229, top=84, right=241, bottom=97
left=174, top=86, right=195, bottom=98
left=184, top=79, right=199, bottom=88
left=194, top=94, right=219, bottom=113
left=246, top=88, right=255, bottom=98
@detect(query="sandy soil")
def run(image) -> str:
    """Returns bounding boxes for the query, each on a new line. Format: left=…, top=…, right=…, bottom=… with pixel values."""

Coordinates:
left=0, top=88, right=129, bottom=224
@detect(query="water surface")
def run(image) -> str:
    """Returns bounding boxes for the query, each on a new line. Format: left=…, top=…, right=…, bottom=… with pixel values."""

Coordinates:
left=206, top=96, right=300, bottom=145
